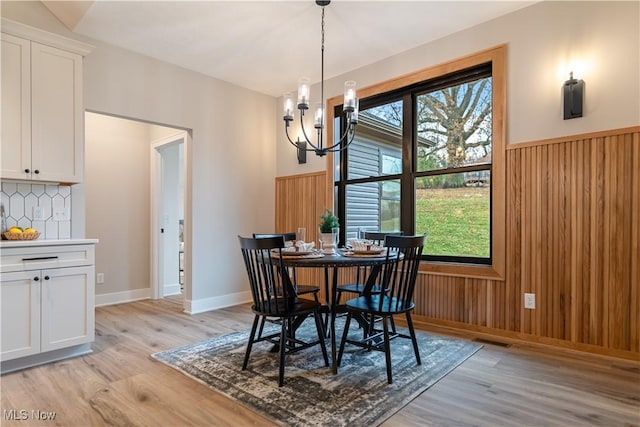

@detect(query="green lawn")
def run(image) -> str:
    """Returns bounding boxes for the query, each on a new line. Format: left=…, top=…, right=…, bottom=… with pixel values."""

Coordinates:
left=415, top=187, right=490, bottom=257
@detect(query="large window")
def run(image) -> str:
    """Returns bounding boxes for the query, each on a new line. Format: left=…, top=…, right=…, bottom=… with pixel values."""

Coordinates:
left=332, top=47, right=505, bottom=273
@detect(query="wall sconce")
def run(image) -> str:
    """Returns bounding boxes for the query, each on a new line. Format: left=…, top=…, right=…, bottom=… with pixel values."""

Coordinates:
left=563, top=72, right=584, bottom=120
left=296, top=139, right=307, bottom=164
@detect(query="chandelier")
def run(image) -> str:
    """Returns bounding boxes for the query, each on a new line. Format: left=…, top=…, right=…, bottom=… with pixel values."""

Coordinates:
left=282, top=0, right=359, bottom=157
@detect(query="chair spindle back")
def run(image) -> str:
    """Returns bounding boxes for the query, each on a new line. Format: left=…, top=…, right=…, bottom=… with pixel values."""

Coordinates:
left=375, top=235, right=425, bottom=312
left=238, top=235, right=296, bottom=317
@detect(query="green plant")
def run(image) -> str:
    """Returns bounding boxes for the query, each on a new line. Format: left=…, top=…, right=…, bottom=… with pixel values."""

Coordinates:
left=319, top=209, right=339, bottom=233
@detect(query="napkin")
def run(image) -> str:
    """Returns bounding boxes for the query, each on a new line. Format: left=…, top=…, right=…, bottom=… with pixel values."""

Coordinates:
left=349, top=240, right=384, bottom=252
left=282, top=241, right=316, bottom=252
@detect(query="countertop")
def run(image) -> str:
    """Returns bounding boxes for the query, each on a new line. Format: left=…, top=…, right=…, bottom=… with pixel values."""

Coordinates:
left=0, top=238, right=99, bottom=248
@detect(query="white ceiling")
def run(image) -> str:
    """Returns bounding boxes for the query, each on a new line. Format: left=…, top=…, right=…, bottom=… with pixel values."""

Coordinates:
left=44, top=1, right=536, bottom=97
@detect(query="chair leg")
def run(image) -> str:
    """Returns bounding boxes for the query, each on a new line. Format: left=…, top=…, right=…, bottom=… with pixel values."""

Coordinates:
left=406, top=312, right=421, bottom=365
left=313, top=311, right=329, bottom=366
left=337, top=312, right=353, bottom=366
left=243, top=315, right=260, bottom=370
left=278, top=320, right=287, bottom=387
left=383, top=316, right=393, bottom=384
left=257, top=316, right=266, bottom=340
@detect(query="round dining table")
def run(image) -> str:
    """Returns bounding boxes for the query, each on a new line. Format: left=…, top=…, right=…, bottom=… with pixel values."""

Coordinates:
left=279, top=250, right=393, bottom=374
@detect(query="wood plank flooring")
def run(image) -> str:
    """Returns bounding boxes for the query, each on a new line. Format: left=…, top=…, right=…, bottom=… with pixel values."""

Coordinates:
left=1, top=298, right=638, bottom=426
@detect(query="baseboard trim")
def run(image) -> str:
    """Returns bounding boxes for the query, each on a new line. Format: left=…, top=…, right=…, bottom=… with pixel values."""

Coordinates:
left=184, top=291, right=252, bottom=315
left=95, top=288, right=151, bottom=307
left=412, top=316, right=640, bottom=363
left=95, top=288, right=252, bottom=314
left=1, top=343, right=93, bottom=374
left=163, top=283, right=181, bottom=296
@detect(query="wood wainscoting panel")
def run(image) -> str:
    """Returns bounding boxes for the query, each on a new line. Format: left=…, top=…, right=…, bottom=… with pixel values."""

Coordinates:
left=275, top=171, right=328, bottom=286
left=410, top=127, right=638, bottom=359
left=275, top=171, right=328, bottom=242
left=275, top=127, right=639, bottom=360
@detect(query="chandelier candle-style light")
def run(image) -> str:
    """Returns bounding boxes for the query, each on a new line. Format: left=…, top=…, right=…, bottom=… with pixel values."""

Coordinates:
left=283, top=0, right=359, bottom=157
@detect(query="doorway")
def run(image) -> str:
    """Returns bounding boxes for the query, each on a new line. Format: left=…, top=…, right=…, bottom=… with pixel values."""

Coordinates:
left=84, top=111, right=190, bottom=311
left=151, top=134, right=187, bottom=301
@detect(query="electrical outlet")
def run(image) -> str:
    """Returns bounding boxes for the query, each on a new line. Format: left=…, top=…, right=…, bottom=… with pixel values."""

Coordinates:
left=33, top=206, right=46, bottom=221
left=53, top=207, right=70, bottom=221
left=96, top=273, right=105, bottom=284
left=524, top=293, right=536, bottom=309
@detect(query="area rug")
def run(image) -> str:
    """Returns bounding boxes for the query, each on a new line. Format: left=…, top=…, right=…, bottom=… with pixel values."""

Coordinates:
left=151, top=318, right=482, bottom=427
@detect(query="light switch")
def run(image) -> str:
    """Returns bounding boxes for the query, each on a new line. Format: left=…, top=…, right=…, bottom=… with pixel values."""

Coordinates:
left=33, top=206, right=46, bottom=221
left=53, top=207, right=70, bottom=221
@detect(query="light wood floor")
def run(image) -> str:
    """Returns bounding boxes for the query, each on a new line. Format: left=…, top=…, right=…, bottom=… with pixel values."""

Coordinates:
left=1, top=298, right=639, bottom=426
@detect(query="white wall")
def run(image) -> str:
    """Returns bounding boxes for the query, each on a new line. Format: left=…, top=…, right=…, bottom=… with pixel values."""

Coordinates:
left=275, top=1, right=640, bottom=177
left=84, top=113, right=151, bottom=297
left=81, top=41, right=276, bottom=312
left=85, top=113, right=185, bottom=304
left=2, top=2, right=276, bottom=313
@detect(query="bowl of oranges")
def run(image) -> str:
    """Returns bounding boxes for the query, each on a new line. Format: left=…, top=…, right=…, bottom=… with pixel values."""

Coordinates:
left=3, top=226, right=41, bottom=240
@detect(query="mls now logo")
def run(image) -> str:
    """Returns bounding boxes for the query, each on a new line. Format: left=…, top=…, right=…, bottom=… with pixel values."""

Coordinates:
left=4, top=409, right=56, bottom=421
left=4, top=410, right=28, bottom=420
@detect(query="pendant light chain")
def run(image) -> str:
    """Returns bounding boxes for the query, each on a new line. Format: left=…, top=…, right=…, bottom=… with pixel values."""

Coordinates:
left=320, top=6, right=325, bottom=132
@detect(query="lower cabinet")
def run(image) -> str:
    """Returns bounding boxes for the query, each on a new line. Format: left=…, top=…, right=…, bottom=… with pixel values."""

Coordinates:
left=1, top=266, right=94, bottom=362
left=0, top=242, right=96, bottom=372
left=0, top=270, right=40, bottom=360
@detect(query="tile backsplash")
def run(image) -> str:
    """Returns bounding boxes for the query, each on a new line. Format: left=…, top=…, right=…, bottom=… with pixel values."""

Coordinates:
left=1, top=182, right=72, bottom=240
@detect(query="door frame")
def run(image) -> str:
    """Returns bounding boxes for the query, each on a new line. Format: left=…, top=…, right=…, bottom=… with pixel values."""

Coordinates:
left=151, top=131, right=189, bottom=302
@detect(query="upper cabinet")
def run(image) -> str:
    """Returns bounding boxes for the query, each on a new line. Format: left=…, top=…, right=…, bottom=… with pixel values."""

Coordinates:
left=1, top=20, right=93, bottom=184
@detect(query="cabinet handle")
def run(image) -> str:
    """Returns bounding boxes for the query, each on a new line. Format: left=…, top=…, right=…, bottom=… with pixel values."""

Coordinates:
left=44, top=275, right=50, bottom=280
left=22, top=256, right=59, bottom=261
left=24, top=168, right=30, bottom=173
left=34, top=169, right=40, bottom=174
left=34, top=276, right=40, bottom=281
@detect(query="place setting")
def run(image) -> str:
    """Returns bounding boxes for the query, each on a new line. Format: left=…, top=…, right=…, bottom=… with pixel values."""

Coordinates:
left=272, top=228, right=325, bottom=258
left=341, top=239, right=388, bottom=258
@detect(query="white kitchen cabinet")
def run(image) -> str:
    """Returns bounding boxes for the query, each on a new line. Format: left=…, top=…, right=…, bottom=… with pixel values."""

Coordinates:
left=0, top=240, right=97, bottom=373
left=1, top=20, right=93, bottom=184
left=41, top=266, right=95, bottom=352
left=0, top=270, right=40, bottom=360
left=0, top=33, right=31, bottom=180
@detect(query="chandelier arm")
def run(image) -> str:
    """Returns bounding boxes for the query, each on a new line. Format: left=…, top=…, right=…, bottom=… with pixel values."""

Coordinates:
left=284, top=124, right=302, bottom=148
left=285, top=124, right=325, bottom=152
left=298, top=111, right=322, bottom=152
left=321, top=124, right=356, bottom=152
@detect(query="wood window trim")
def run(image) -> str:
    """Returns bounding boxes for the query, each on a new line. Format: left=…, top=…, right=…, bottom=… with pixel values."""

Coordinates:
left=325, top=45, right=506, bottom=281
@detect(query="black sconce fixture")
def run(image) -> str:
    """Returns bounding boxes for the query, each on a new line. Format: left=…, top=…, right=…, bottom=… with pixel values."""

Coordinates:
left=296, top=139, right=307, bottom=164
left=563, top=72, right=584, bottom=120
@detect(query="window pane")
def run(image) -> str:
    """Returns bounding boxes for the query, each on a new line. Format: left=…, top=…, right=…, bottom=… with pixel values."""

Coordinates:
left=345, top=180, right=401, bottom=240
left=416, top=77, right=492, bottom=172
left=415, top=174, right=490, bottom=258
left=347, top=100, right=403, bottom=179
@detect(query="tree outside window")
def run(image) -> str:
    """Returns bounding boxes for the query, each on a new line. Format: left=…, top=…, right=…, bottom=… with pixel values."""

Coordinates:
left=336, top=63, right=493, bottom=264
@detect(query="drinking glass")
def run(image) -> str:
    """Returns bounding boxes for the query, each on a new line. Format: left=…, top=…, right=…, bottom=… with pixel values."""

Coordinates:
left=331, top=227, right=339, bottom=248
left=358, top=227, right=366, bottom=240
left=296, top=227, right=306, bottom=242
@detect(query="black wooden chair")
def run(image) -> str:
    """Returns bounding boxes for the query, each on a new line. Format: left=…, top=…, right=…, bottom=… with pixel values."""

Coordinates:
left=238, top=235, right=329, bottom=387
left=253, top=233, right=321, bottom=302
left=336, top=231, right=403, bottom=304
left=337, top=234, right=425, bottom=384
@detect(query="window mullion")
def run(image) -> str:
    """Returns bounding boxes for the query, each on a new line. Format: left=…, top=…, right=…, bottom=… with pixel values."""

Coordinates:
left=401, top=93, right=414, bottom=234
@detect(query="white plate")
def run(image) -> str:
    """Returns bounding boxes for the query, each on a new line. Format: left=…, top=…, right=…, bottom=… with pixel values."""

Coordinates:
left=279, top=250, right=317, bottom=256
left=342, top=251, right=386, bottom=258
left=351, top=248, right=384, bottom=255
